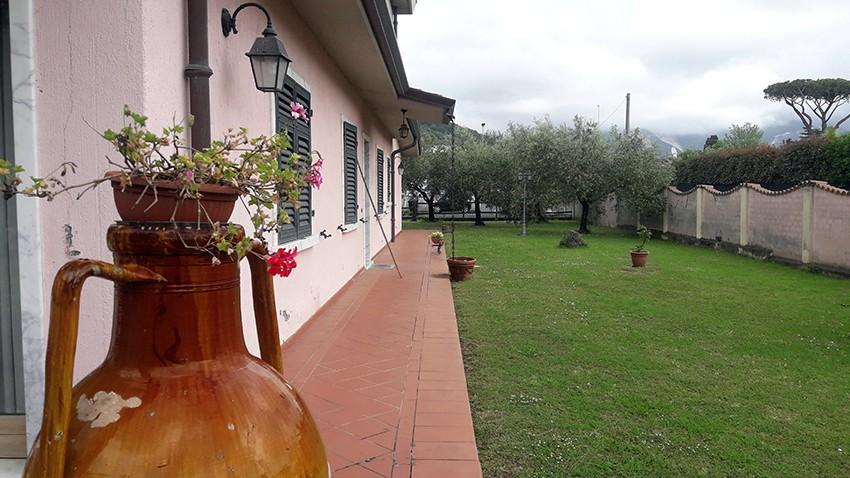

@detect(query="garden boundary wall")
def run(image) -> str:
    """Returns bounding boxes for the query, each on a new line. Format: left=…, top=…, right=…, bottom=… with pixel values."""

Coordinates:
left=594, top=181, right=850, bottom=273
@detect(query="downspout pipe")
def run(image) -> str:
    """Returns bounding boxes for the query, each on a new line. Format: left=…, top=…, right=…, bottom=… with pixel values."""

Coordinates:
left=390, top=118, right=419, bottom=242
left=185, top=0, right=213, bottom=151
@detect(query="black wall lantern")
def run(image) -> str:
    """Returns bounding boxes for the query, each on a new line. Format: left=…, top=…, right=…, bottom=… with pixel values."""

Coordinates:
left=398, top=109, right=410, bottom=140
left=222, top=3, right=292, bottom=94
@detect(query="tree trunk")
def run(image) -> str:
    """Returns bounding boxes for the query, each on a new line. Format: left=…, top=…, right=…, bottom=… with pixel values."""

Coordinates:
left=409, top=196, right=418, bottom=221
left=578, top=200, right=591, bottom=233
left=535, top=202, right=548, bottom=223
left=426, top=198, right=436, bottom=222
left=473, top=196, right=484, bottom=226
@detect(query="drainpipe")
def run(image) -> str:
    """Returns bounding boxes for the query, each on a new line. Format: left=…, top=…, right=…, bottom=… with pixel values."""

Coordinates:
left=185, top=0, right=212, bottom=150
left=390, top=118, right=418, bottom=242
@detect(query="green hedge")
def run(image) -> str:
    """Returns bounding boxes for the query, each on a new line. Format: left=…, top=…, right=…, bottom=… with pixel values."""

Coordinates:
left=673, top=136, right=850, bottom=190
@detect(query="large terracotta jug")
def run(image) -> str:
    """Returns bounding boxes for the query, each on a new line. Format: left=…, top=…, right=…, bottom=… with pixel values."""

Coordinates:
left=24, top=224, right=328, bottom=477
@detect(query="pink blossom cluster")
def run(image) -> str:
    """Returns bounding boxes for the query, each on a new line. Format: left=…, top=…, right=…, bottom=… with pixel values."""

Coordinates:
left=290, top=102, right=309, bottom=123
left=306, top=158, right=323, bottom=189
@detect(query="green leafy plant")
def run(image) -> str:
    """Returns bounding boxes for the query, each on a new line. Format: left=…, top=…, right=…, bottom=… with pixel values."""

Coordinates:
left=633, top=225, right=652, bottom=252
left=0, top=106, right=323, bottom=271
left=431, top=231, right=444, bottom=239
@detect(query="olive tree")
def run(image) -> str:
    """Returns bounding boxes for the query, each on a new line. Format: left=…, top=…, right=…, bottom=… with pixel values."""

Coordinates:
left=504, top=119, right=564, bottom=222
left=400, top=128, right=450, bottom=221
left=555, top=116, right=613, bottom=233
left=555, top=118, right=669, bottom=233
left=611, top=129, right=672, bottom=217
left=712, top=123, right=764, bottom=150
left=456, top=131, right=511, bottom=225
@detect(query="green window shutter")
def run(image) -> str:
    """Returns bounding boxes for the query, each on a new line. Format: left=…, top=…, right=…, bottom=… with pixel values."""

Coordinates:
left=343, top=122, right=358, bottom=225
left=276, top=77, right=312, bottom=244
left=376, top=148, right=384, bottom=213
left=387, top=153, right=393, bottom=210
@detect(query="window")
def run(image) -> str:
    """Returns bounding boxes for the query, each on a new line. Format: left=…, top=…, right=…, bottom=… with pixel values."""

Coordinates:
left=376, top=148, right=384, bottom=213
left=343, top=122, right=358, bottom=225
left=276, top=77, right=312, bottom=243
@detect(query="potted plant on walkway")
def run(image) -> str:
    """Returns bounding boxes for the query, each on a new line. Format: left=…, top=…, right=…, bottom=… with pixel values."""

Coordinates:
left=430, top=231, right=444, bottom=246
left=6, top=106, right=331, bottom=477
left=630, top=225, right=652, bottom=267
left=447, top=254, right=477, bottom=281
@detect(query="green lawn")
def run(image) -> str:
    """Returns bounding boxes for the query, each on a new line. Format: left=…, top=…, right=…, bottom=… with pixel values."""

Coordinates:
left=406, top=220, right=850, bottom=477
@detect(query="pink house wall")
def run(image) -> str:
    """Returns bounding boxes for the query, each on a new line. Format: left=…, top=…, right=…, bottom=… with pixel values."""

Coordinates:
left=32, top=0, right=406, bottom=381
left=34, top=0, right=149, bottom=377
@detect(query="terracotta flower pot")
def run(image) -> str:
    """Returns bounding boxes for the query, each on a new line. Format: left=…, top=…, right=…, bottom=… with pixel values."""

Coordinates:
left=630, top=250, right=649, bottom=267
left=108, top=172, right=238, bottom=223
left=431, top=236, right=444, bottom=246
left=447, top=256, right=476, bottom=281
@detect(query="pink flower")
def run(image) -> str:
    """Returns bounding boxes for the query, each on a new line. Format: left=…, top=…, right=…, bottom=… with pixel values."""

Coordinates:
left=267, top=247, right=298, bottom=277
left=306, top=158, right=323, bottom=189
left=178, top=169, right=195, bottom=185
left=290, top=102, right=309, bottom=123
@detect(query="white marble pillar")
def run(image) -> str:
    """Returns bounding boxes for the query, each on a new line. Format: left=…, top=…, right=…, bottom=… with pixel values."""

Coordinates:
left=10, top=0, right=45, bottom=450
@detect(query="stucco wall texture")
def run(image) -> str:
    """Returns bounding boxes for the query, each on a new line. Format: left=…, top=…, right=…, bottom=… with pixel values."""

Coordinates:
left=812, top=188, right=850, bottom=268
left=747, top=187, right=803, bottom=261
left=666, top=192, right=697, bottom=237
left=701, top=192, right=740, bottom=244
left=594, top=183, right=850, bottom=272
left=32, top=0, right=405, bottom=381
left=593, top=197, right=618, bottom=228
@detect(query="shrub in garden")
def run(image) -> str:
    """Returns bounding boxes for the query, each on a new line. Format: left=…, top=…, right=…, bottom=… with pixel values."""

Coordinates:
left=674, top=136, right=850, bottom=190
left=674, top=145, right=777, bottom=190
left=559, top=230, right=586, bottom=248
left=822, top=134, right=850, bottom=188
left=771, top=137, right=829, bottom=188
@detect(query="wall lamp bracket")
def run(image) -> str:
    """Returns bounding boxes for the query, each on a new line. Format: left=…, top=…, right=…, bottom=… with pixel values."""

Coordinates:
left=222, top=2, right=274, bottom=37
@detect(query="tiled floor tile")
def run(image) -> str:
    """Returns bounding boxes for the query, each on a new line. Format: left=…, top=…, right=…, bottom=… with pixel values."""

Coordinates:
left=282, top=231, right=481, bottom=477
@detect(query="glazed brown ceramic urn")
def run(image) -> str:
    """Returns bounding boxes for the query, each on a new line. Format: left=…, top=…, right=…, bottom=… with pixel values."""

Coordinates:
left=23, top=223, right=328, bottom=477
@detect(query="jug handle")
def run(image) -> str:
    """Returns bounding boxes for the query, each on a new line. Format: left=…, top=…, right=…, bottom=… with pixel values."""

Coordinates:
left=37, top=259, right=165, bottom=478
left=246, top=242, right=284, bottom=375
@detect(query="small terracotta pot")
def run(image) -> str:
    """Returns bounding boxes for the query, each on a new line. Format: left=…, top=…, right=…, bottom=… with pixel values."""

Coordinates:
left=630, top=250, right=649, bottom=267
left=447, top=256, right=476, bottom=281
left=108, top=172, right=238, bottom=223
left=431, top=236, right=444, bottom=245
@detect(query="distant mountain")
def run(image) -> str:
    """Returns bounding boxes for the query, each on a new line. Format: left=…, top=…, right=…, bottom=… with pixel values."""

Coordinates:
left=643, top=121, right=812, bottom=157
left=419, top=122, right=481, bottom=143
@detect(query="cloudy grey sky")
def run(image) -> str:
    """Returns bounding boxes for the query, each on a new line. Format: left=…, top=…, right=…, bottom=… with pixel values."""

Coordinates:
left=397, top=0, right=850, bottom=136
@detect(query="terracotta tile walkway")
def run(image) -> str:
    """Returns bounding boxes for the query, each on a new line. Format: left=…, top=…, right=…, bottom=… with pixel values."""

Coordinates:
left=283, top=230, right=482, bottom=478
